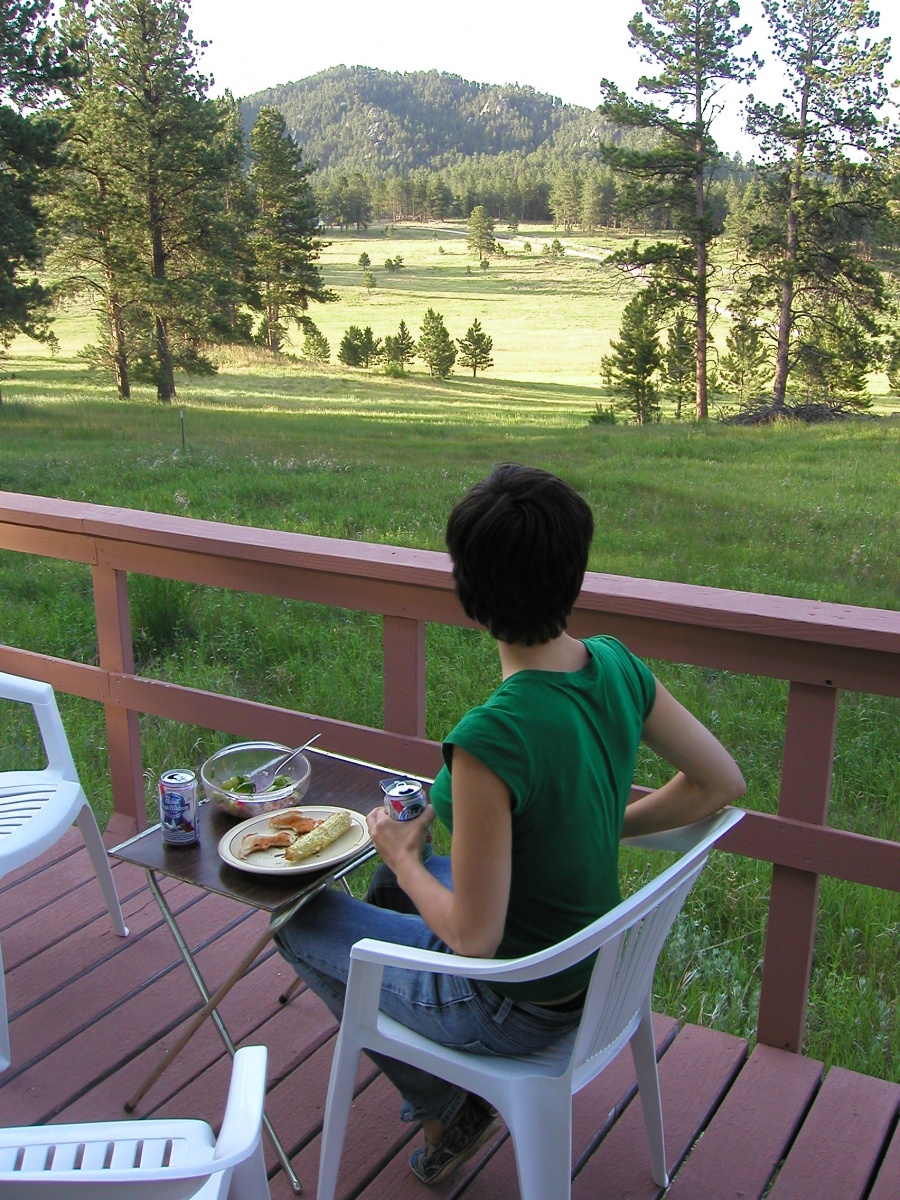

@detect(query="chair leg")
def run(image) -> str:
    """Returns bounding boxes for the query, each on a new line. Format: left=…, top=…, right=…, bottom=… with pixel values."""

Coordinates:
left=317, top=1031, right=365, bottom=1200
left=504, top=1081, right=573, bottom=1200
left=75, top=800, right=129, bottom=938
left=227, top=1137, right=271, bottom=1200
left=630, top=1004, right=669, bottom=1187
left=0, top=939, right=9, bottom=1072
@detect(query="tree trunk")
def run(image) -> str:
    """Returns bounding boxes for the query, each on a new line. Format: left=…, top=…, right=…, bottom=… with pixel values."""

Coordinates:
left=105, top=283, right=130, bottom=400
left=149, top=191, right=175, bottom=403
left=696, top=238, right=709, bottom=420
left=773, top=19, right=814, bottom=409
left=694, top=67, right=708, bottom=421
left=154, top=313, right=175, bottom=403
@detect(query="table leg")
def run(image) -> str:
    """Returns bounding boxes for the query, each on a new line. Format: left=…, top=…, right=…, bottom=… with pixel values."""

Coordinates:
left=127, top=870, right=306, bottom=1193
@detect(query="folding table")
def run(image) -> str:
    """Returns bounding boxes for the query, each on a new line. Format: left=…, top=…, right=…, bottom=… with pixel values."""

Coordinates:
left=111, top=749, right=388, bottom=1193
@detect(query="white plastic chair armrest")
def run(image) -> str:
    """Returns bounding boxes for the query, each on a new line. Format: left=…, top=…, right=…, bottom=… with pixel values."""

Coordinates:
left=212, top=1045, right=268, bottom=1165
left=621, top=806, right=744, bottom=853
left=349, top=808, right=745, bottom=987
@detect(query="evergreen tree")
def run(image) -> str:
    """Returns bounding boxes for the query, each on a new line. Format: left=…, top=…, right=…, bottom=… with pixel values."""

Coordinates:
left=338, top=324, right=381, bottom=367
left=0, top=0, right=74, bottom=398
left=456, top=319, right=494, bottom=377
left=248, top=106, right=333, bottom=355
left=886, top=332, right=900, bottom=396
left=73, top=0, right=249, bottom=403
left=720, top=300, right=771, bottom=406
left=417, top=308, right=456, bottom=377
left=300, top=322, right=330, bottom=364
left=383, top=320, right=416, bottom=371
left=358, top=251, right=370, bottom=268
left=792, top=306, right=872, bottom=408
left=466, top=205, right=495, bottom=260
left=605, top=291, right=663, bottom=424
left=549, top=168, right=580, bottom=231
left=600, top=0, right=758, bottom=419
left=745, top=0, right=893, bottom=407
left=663, top=312, right=695, bottom=419
left=338, top=325, right=365, bottom=367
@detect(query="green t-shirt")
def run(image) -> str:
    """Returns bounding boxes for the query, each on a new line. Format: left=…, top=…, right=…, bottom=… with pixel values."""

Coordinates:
left=429, top=636, right=656, bottom=1002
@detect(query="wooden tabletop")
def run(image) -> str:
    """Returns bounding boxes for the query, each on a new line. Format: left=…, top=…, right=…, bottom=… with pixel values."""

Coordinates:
left=110, top=750, right=388, bottom=912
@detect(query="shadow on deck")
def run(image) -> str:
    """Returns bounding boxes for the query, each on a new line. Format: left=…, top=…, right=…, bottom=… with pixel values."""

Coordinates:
left=2, top=833, right=898, bottom=1200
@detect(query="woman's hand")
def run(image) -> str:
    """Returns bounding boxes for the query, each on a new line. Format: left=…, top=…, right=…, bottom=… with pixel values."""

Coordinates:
left=378, top=747, right=513, bottom=959
left=366, top=803, right=434, bottom=874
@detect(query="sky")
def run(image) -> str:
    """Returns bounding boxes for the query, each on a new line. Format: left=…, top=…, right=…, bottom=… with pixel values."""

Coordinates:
left=189, top=0, right=900, bottom=160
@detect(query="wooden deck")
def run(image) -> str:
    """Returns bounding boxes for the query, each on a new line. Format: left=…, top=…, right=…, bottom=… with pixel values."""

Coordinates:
left=2, top=832, right=898, bottom=1200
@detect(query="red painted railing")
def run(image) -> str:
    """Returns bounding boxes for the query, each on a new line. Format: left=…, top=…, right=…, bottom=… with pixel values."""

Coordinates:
left=1, top=490, right=898, bottom=1058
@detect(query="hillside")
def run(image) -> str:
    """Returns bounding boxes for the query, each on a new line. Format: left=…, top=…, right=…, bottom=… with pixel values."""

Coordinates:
left=239, top=64, right=623, bottom=173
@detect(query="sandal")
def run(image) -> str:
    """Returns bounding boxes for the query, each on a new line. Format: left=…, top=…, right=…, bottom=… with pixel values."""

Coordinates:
left=409, top=1094, right=501, bottom=1185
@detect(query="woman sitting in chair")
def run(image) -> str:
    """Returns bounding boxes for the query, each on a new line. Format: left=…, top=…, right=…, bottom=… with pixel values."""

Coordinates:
left=275, top=464, right=745, bottom=1185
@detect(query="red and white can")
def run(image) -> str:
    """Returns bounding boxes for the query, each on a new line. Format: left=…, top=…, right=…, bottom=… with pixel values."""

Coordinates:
left=380, top=778, right=427, bottom=822
left=158, top=769, right=199, bottom=845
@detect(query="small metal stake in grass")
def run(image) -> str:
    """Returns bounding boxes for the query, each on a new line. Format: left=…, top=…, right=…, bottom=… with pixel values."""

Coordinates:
left=179, top=408, right=185, bottom=448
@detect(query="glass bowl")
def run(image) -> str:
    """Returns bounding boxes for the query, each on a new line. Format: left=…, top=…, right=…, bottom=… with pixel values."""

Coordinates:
left=200, top=740, right=312, bottom=819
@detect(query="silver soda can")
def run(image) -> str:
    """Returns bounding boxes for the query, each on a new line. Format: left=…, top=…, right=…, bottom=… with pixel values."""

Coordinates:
left=380, top=777, right=427, bottom=821
left=158, top=769, right=200, bottom=845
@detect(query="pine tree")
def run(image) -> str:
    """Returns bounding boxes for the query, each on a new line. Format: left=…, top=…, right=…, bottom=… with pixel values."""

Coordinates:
left=663, top=312, right=695, bottom=419
left=606, top=292, right=663, bottom=425
left=338, top=326, right=363, bottom=367
left=338, top=324, right=381, bottom=368
left=383, top=320, right=416, bottom=371
left=75, top=0, right=249, bottom=402
left=549, top=169, right=580, bottom=231
left=0, top=0, right=74, bottom=398
left=456, top=319, right=494, bottom=378
left=248, top=106, right=333, bottom=355
left=300, top=322, right=330, bottom=364
left=720, top=301, right=771, bottom=407
left=745, top=0, right=893, bottom=407
left=417, top=309, right=456, bottom=378
left=466, top=206, right=495, bottom=260
left=600, top=0, right=757, bottom=419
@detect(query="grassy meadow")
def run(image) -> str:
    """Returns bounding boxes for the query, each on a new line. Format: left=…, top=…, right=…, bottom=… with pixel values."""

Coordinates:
left=1, top=225, right=898, bottom=1080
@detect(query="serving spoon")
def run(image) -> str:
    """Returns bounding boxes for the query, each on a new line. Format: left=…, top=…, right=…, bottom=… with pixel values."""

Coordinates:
left=244, top=733, right=321, bottom=792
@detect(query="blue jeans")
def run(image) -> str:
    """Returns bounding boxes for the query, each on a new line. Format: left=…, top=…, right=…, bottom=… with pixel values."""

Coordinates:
left=274, top=855, right=582, bottom=1124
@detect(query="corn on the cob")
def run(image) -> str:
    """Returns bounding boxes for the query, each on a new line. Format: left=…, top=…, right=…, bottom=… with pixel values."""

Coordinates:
left=284, top=809, right=352, bottom=862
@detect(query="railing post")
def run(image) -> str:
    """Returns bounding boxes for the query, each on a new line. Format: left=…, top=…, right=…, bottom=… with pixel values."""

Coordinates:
left=756, top=681, right=839, bottom=1052
left=92, top=565, right=146, bottom=836
left=383, top=615, right=426, bottom=739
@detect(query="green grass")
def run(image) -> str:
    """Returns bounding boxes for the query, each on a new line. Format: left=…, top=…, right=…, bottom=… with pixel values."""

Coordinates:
left=0, top=227, right=898, bottom=1081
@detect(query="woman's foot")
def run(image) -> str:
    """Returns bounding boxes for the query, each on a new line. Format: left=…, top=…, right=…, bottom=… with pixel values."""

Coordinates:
left=409, top=1095, right=501, bottom=1185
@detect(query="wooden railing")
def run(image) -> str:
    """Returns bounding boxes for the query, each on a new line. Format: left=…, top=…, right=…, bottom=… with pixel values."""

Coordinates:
left=1, top=490, right=898, bottom=1059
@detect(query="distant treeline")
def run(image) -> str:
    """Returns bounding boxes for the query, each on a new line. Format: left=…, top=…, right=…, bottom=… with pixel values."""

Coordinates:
left=240, top=65, right=752, bottom=232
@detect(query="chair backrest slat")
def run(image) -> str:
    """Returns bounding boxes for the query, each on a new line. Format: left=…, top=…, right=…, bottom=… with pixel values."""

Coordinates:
left=572, top=854, right=709, bottom=1075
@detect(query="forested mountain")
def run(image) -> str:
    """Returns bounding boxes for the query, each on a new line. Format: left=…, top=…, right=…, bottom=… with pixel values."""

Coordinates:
left=239, top=65, right=621, bottom=173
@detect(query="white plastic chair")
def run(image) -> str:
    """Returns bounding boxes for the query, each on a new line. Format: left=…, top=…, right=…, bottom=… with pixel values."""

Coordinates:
left=0, top=671, right=129, bottom=1072
left=317, top=806, right=744, bottom=1200
left=0, top=1043, right=271, bottom=1198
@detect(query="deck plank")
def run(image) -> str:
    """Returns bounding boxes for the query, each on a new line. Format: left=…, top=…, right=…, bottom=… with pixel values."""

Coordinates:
left=767, top=1066, right=900, bottom=1200
left=664, top=1042, right=823, bottom=1200
left=867, top=1118, right=900, bottom=1200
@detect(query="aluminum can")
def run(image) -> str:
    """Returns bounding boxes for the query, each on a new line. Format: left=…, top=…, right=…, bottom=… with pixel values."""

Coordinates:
left=380, top=777, right=427, bottom=822
left=158, top=769, right=200, bottom=845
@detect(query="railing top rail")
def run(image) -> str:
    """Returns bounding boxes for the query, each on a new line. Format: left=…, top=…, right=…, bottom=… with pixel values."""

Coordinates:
left=1, top=490, right=898, bottom=657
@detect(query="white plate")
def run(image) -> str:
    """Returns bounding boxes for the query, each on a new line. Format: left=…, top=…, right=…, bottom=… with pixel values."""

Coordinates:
left=217, top=806, right=371, bottom=876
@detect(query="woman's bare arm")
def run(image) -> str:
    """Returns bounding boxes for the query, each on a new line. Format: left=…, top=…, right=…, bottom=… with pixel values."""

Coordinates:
left=367, top=746, right=512, bottom=957
left=621, top=681, right=746, bottom=838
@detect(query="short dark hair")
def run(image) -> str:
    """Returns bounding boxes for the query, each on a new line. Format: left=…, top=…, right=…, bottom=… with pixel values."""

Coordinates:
left=445, top=464, right=594, bottom=646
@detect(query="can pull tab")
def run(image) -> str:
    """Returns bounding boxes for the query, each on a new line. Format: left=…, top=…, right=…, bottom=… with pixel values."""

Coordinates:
left=380, top=778, right=420, bottom=796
